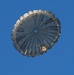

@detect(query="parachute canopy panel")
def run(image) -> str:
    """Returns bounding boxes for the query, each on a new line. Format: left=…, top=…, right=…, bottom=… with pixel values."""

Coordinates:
left=11, top=10, right=61, bottom=57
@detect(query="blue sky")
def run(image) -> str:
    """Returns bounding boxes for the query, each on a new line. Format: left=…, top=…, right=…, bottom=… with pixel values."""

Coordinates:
left=0, top=0, right=74, bottom=75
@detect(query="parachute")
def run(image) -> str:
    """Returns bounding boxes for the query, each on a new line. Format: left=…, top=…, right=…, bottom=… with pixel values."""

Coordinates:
left=11, top=10, right=61, bottom=57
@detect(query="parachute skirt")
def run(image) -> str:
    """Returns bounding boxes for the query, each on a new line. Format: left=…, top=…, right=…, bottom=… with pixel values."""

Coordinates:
left=11, top=10, right=61, bottom=57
